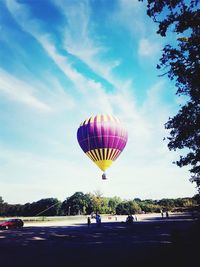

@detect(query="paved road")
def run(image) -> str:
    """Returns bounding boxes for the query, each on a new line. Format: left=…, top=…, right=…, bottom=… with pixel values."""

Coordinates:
left=0, top=213, right=199, bottom=267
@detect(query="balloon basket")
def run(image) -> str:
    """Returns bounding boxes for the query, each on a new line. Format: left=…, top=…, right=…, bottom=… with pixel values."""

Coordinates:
left=102, top=173, right=107, bottom=180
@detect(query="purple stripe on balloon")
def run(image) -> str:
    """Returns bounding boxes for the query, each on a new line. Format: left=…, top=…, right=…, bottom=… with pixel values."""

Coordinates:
left=93, top=116, right=100, bottom=149
left=101, top=116, right=109, bottom=149
left=81, top=124, right=88, bottom=140
left=87, top=123, right=94, bottom=150
left=118, top=138, right=125, bottom=151
left=112, top=123, right=121, bottom=148
left=100, top=115, right=105, bottom=149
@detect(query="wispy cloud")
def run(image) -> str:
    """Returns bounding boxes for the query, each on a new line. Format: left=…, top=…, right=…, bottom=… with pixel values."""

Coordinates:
left=5, top=0, right=116, bottom=114
left=53, top=0, right=123, bottom=89
left=4, top=2, right=90, bottom=85
left=0, top=68, right=51, bottom=111
left=138, top=38, right=161, bottom=57
left=115, top=0, right=147, bottom=36
left=113, top=0, right=162, bottom=60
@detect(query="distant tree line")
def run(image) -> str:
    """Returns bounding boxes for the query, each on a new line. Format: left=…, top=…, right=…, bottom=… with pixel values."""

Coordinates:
left=0, top=193, right=199, bottom=217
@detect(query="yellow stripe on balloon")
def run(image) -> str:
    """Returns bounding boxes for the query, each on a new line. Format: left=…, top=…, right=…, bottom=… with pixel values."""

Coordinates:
left=113, top=150, right=121, bottom=160
left=103, top=114, right=108, bottom=122
left=107, top=148, right=112, bottom=160
left=86, top=151, right=95, bottom=161
left=99, top=148, right=103, bottom=160
left=109, top=149, right=115, bottom=160
left=88, top=149, right=97, bottom=161
left=94, top=149, right=101, bottom=161
left=96, top=114, right=101, bottom=123
left=109, top=115, right=115, bottom=123
left=90, top=116, right=95, bottom=123
left=90, top=151, right=98, bottom=161
left=87, top=151, right=93, bottom=161
left=91, top=150, right=98, bottom=161
left=104, top=148, right=107, bottom=160
left=112, top=149, right=119, bottom=160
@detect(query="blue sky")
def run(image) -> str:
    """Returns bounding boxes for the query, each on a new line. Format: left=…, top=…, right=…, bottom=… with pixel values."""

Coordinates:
left=0, top=0, right=197, bottom=204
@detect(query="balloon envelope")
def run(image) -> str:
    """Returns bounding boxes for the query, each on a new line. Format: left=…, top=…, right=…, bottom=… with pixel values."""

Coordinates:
left=77, top=114, right=128, bottom=172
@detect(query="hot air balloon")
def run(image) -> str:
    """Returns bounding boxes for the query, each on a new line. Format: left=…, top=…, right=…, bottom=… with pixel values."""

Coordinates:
left=77, top=114, right=128, bottom=179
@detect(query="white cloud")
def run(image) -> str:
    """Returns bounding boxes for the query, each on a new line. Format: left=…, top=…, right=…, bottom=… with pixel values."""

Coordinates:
left=38, top=35, right=88, bottom=92
left=113, top=0, right=162, bottom=60
left=138, top=38, right=161, bottom=57
left=5, top=1, right=107, bottom=95
left=53, top=0, right=123, bottom=89
left=56, top=0, right=100, bottom=57
left=42, top=76, right=75, bottom=111
left=5, top=0, right=131, bottom=111
left=0, top=67, right=75, bottom=113
left=115, top=0, right=146, bottom=36
left=0, top=69, right=51, bottom=111
left=38, top=36, right=114, bottom=114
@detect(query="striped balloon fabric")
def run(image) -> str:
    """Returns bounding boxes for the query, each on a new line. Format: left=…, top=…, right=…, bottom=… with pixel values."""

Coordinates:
left=77, top=114, right=128, bottom=174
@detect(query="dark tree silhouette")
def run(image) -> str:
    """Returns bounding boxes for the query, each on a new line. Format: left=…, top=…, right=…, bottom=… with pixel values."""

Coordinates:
left=141, top=0, right=200, bottom=192
left=62, top=192, right=94, bottom=215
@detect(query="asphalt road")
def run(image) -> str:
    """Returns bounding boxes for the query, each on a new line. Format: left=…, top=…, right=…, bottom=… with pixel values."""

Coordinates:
left=0, top=213, right=199, bottom=267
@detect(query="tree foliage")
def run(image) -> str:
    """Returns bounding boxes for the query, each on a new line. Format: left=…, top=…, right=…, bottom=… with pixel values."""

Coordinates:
left=141, top=0, right=200, bottom=191
left=91, top=190, right=105, bottom=214
left=61, top=192, right=94, bottom=215
left=108, top=196, right=122, bottom=214
left=32, top=198, right=61, bottom=216
left=116, top=200, right=141, bottom=215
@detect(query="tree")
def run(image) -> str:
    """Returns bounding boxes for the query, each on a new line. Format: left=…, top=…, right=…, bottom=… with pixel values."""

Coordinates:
left=62, top=192, right=93, bottom=215
left=108, top=196, right=122, bottom=214
left=193, top=194, right=200, bottom=204
left=142, top=0, right=200, bottom=192
left=116, top=200, right=141, bottom=215
left=32, top=198, right=61, bottom=216
left=0, top=197, right=5, bottom=216
left=158, top=198, right=176, bottom=210
left=138, top=200, right=160, bottom=213
left=91, top=190, right=104, bottom=214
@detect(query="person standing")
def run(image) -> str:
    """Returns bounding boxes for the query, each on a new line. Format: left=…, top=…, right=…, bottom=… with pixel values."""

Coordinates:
left=96, top=214, right=101, bottom=227
left=87, top=216, right=91, bottom=227
left=161, top=209, right=164, bottom=218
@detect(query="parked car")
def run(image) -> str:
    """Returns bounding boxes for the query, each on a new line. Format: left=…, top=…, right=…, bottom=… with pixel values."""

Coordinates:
left=0, top=219, right=24, bottom=230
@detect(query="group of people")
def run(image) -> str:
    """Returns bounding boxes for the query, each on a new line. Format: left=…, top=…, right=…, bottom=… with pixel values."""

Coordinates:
left=87, top=214, right=101, bottom=227
left=161, top=209, right=169, bottom=218
left=87, top=211, right=170, bottom=226
left=87, top=213, right=139, bottom=227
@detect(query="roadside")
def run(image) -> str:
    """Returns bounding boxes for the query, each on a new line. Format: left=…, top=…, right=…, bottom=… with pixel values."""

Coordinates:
left=0, top=211, right=195, bottom=227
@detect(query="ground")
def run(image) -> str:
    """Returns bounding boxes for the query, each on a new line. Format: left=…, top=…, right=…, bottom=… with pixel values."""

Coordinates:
left=0, top=213, right=199, bottom=267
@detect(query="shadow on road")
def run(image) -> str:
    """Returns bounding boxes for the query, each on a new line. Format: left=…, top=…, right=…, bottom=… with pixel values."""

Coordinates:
left=0, top=214, right=199, bottom=267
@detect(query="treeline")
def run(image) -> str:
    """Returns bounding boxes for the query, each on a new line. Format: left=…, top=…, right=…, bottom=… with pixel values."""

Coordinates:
left=0, top=192, right=199, bottom=217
